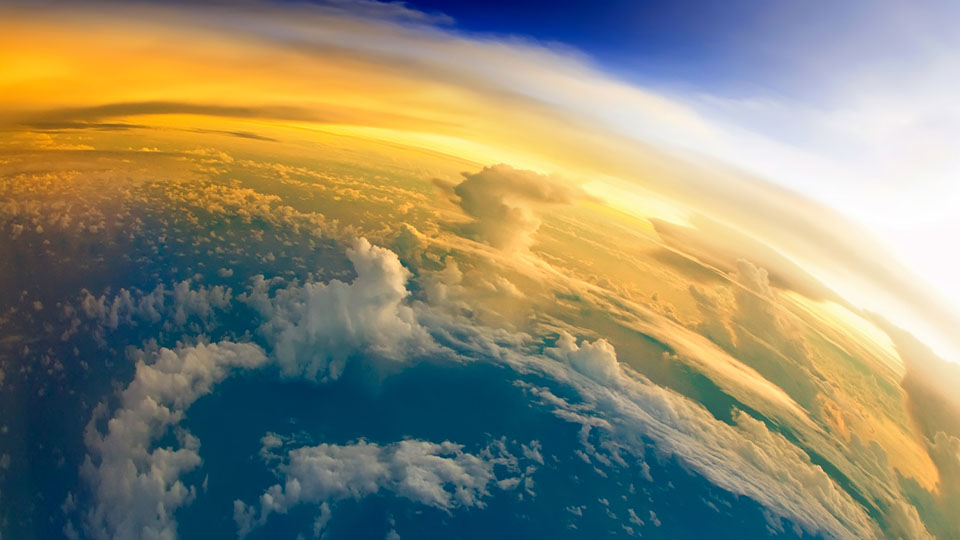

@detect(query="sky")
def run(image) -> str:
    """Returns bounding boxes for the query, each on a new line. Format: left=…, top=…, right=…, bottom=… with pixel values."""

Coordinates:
left=392, top=0, right=960, bottom=355
left=1, top=0, right=959, bottom=362
left=397, top=0, right=960, bottom=310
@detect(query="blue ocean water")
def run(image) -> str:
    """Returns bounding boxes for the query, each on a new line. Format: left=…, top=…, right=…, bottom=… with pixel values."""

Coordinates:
left=177, top=358, right=823, bottom=539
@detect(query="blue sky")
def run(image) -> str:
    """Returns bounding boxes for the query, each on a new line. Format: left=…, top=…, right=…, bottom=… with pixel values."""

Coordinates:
left=402, top=0, right=764, bottom=90
left=398, top=0, right=958, bottom=98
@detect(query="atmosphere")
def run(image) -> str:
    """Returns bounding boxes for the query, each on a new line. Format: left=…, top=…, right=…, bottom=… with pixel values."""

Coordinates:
left=401, top=0, right=960, bottom=332
left=1, top=2, right=959, bottom=540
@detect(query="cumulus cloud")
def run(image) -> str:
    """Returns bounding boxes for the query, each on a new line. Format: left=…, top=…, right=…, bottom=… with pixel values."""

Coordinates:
left=390, top=222, right=428, bottom=262
left=545, top=332, right=621, bottom=385
left=421, top=257, right=465, bottom=305
left=440, top=164, right=587, bottom=252
left=69, top=279, right=233, bottom=341
left=876, top=314, right=960, bottom=442
left=73, top=237, right=442, bottom=539
left=864, top=316, right=960, bottom=538
left=687, top=284, right=736, bottom=350
left=79, top=341, right=267, bottom=540
left=732, top=258, right=807, bottom=348
left=234, top=437, right=523, bottom=537
left=245, top=238, right=436, bottom=381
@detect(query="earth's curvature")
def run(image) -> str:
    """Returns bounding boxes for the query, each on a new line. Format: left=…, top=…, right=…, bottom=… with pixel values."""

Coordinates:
left=2, top=3, right=960, bottom=540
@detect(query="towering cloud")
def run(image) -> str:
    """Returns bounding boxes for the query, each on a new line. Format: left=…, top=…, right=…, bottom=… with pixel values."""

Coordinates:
left=440, top=165, right=587, bottom=251
left=246, top=238, right=436, bottom=381
left=545, top=332, right=621, bottom=385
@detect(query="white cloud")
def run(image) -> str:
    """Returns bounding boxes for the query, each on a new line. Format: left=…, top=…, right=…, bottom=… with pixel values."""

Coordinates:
left=244, top=238, right=437, bottom=381
left=419, top=315, right=881, bottom=540
left=70, top=238, right=454, bottom=539
left=508, top=350, right=881, bottom=540
left=421, top=257, right=465, bottom=306
left=234, top=438, right=522, bottom=538
left=72, top=279, right=232, bottom=339
left=79, top=341, right=267, bottom=540
left=521, top=441, right=544, bottom=466
left=545, top=331, right=620, bottom=386
left=10, top=0, right=960, bottom=366
left=66, top=237, right=892, bottom=540
left=407, top=284, right=884, bottom=537
left=171, top=280, right=232, bottom=327
left=69, top=234, right=443, bottom=376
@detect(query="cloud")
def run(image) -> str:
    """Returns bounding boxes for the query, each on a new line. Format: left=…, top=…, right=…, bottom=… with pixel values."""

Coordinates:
left=730, top=259, right=813, bottom=369
left=651, top=215, right=841, bottom=303
left=545, top=332, right=620, bottom=385
left=307, top=0, right=455, bottom=26
left=234, top=437, right=522, bottom=537
left=73, top=237, right=440, bottom=538
left=21, top=101, right=319, bottom=125
left=682, top=258, right=820, bottom=409
left=186, top=128, right=278, bottom=142
left=875, top=315, right=960, bottom=442
left=421, top=256, right=466, bottom=305
left=13, top=100, right=450, bottom=135
left=863, top=314, right=960, bottom=538
left=440, top=164, right=588, bottom=252
left=78, top=341, right=268, bottom=540
left=411, top=281, right=880, bottom=537
left=516, top=370, right=879, bottom=540
left=244, top=237, right=436, bottom=381
left=648, top=247, right=726, bottom=285
left=24, top=121, right=150, bottom=131
left=68, top=279, right=233, bottom=341
left=423, top=320, right=880, bottom=540
left=390, top=223, right=429, bottom=262
left=61, top=232, right=911, bottom=540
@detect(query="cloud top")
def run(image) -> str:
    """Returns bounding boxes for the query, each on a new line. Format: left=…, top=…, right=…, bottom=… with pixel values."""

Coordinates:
left=248, top=237, right=435, bottom=381
left=442, top=164, right=586, bottom=251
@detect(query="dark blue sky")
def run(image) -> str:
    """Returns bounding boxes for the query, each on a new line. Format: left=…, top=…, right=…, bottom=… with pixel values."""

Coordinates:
left=395, top=0, right=958, bottom=100
left=397, top=0, right=809, bottom=93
